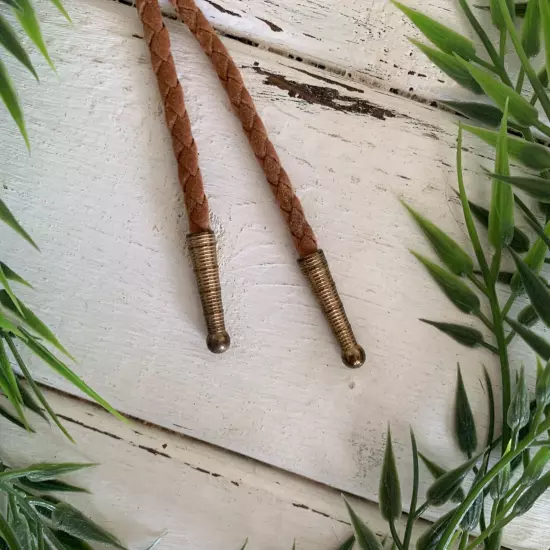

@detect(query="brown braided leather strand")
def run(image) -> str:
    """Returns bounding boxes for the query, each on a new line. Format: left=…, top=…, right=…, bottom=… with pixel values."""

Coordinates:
left=137, top=0, right=210, bottom=233
left=168, top=0, right=318, bottom=257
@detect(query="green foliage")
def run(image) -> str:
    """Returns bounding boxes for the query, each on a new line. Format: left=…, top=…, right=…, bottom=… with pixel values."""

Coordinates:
left=454, top=365, right=478, bottom=457
left=343, top=498, right=383, bottom=550
left=419, top=320, right=485, bottom=348
left=379, top=426, right=402, bottom=521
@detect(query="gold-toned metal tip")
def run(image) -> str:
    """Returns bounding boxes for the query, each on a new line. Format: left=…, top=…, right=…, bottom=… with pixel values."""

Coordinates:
left=298, top=250, right=365, bottom=368
left=187, top=230, right=230, bottom=354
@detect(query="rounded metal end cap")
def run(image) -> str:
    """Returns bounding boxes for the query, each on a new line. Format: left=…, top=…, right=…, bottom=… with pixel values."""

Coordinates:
left=207, top=331, right=231, bottom=354
left=341, top=345, right=365, bottom=368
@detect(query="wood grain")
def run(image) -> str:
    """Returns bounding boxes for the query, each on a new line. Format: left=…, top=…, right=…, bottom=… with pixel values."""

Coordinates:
left=0, top=0, right=547, bottom=547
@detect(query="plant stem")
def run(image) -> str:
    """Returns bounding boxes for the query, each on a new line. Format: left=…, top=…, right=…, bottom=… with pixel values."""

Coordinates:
left=435, top=415, right=550, bottom=550
left=499, top=28, right=507, bottom=62
left=503, top=478, right=522, bottom=501
left=501, top=291, right=517, bottom=318
left=389, top=518, right=404, bottom=550
left=533, top=119, right=550, bottom=139
left=473, top=55, right=499, bottom=73
left=412, top=501, right=430, bottom=521
left=468, top=273, right=488, bottom=295
left=516, top=67, right=526, bottom=93
left=476, top=310, right=495, bottom=332
left=482, top=342, right=500, bottom=355
left=459, top=531, right=469, bottom=550
left=465, top=515, right=513, bottom=550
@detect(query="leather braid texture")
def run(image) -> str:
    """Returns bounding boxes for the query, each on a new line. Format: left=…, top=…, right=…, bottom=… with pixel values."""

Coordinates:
left=137, top=0, right=210, bottom=233
left=138, top=0, right=318, bottom=256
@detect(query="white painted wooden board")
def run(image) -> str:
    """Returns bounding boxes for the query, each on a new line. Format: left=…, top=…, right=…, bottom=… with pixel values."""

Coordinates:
left=0, top=0, right=549, bottom=548
left=0, top=390, right=430, bottom=550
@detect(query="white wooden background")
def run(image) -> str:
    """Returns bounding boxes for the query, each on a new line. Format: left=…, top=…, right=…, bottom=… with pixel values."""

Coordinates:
left=0, top=0, right=549, bottom=547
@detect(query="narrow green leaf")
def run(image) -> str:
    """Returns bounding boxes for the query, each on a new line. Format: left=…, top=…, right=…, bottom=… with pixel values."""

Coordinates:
left=460, top=64, right=538, bottom=127
left=50, top=531, right=94, bottom=550
left=418, top=454, right=466, bottom=502
left=0, top=58, right=29, bottom=149
left=411, top=251, right=480, bottom=313
left=0, top=339, right=22, bottom=403
left=0, top=462, right=95, bottom=482
left=460, top=468, right=483, bottom=531
left=464, top=196, right=529, bottom=253
left=506, top=317, right=550, bottom=359
left=0, top=263, right=32, bottom=289
left=415, top=508, right=457, bottom=550
left=491, top=172, right=550, bottom=203
left=10, top=498, right=32, bottom=550
left=510, top=249, right=550, bottom=326
left=522, top=447, right=550, bottom=485
left=419, top=319, right=485, bottom=348
left=343, top=497, right=383, bottom=550
left=522, top=0, right=541, bottom=57
left=408, top=428, right=419, bottom=545
left=13, top=0, right=54, bottom=70
left=0, top=15, right=37, bottom=78
left=513, top=470, right=550, bottom=515
left=379, top=426, right=402, bottom=521
left=52, top=502, right=126, bottom=549
left=0, top=198, right=38, bottom=249
left=477, top=2, right=528, bottom=16
left=16, top=376, right=47, bottom=421
left=0, top=401, right=26, bottom=429
left=0, top=310, right=23, bottom=337
left=507, top=366, right=530, bottom=430
left=490, top=0, right=515, bottom=28
left=409, top=40, right=482, bottom=93
left=462, top=124, right=550, bottom=171
left=489, top=462, right=510, bottom=499
left=239, top=539, right=248, bottom=550
left=1, top=0, right=22, bottom=9
left=402, top=201, right=473, bottom=275
left=536, top=359, right=550, bottom=406
left=0, top=511, right=22, bottom=550
left=426, top=454, right=481, bottom=506
left=455, top=364, right=478, bottom=457
left=0, top=265, right=22, bottom=316
left=441, top=100, right=503, bottom=127
left=0, top=291, right=74, bottom=359
left=540, top=0, right=550, bottom=82
left=518, top=304, right=538, bottom=327
left=339, top=535, right=356, bottom=550
left=49, top=0, right=70, bottom=22
left=483, top=366, right=496, bottom=449
left=20, top=330, right=124, bottom=422
left=393, top=1, right=476, bottom=59
left=6, top=335, right=74, bottom=441
left=18, top=477, right=88, bottom=493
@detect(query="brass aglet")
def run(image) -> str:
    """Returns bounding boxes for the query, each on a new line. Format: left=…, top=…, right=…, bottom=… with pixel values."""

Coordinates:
left=299, top=250, right=365, bottom=368
left=187, top=230, right=230, bottom=353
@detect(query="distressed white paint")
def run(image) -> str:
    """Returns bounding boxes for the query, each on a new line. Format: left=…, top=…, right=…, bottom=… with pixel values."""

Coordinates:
left=0, top=390, right=431, bottom=550
left=0, top=0, right=549, bottom=547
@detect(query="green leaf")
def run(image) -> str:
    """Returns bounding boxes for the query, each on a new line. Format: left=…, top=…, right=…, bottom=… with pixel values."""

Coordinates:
left=418, top=454, right=465, bottom=503
left=50, top=531, right=94, bottom=550
left=489, top=99, right=514, bottom=247
left=0, top=339, right=22, bottom=403
left=464, top=196, right=529, bottom=253
left=507, top=366, right=530, bottom=430
left=408, top=428, right=419, bottom=539
left=513, top=471, right=550, bottom=515
left=489, top=462, right=510, bottom=499
left=0, top=15, right=37, bottom=78
left=410, top=251, right=480, bottom=313
left=518, top=304, right=538, bottom=327
left=6, top=335, right=74, bottom=441
left=490, top=0, right=515, bottom=28
left=0, top=263, right=32, bottom=289
left=0, top=310, right=23, bottom=338
left=483, top=366, right=496, bottom=449
left=9, top=497, right=32, bottom=550
left=52, top=502, right=126, bottom=549
left=506, top=317, right=550, bottom=359
left=476, top=2, right=527, bottom=16
left=426, top=454, right=480, bottom=506
left=1, top=0, right=21, bottom=9
left=521, top=447, right=550, bottom=485
left=0, top=265, right=23, bottom=316
left=393, top=1, right=476, bottom=59
left=0, top=198, right=38, bottom=249
left=460, top=64, right=538, bottom=127
left=455, top=364, right=478, bottom=457
left=379, top=426, right=402, bottom=521
left=409, top=40, right=482, bottom=93
left=510, top=249, right=550, bottom=326
left=339, top=535, right=356, bottom=550
left=21, top=330, right=124, bottom=421
left=0, top=511, right=22, bottom=550
left=0, top=58, right=29, bottom=149
left=402, top=201, right=473, bottom=275
left=522, top=0, right=541, bottom=57
left=49, top=0, right=71, bottom=22
left=13, top=0, right=54, bottom=70
left=0, top=462, right=95, bottom=482
left=459, top=468, right=483, bottom=531
left=462, top=124, right=550, bottom=171
left=490, top=172, right=550, bottom=203
left=415, top=508, right=457, bottom=550
left=0, top=401, right=26, bottom=429
left=419, top=319, right=485, bottom=348
left=16, top=376, right=47, bottom=421
left=0, top=291, right=74, bottom=360
left=18, top=477, right=88, bottom=493
left=540, top=0, right=550, bottom=83
left=536, top=359, right=550, bottom=406
left=343, top=497, right=383, bottom=550
left=441, top=100, right=503, bottom=127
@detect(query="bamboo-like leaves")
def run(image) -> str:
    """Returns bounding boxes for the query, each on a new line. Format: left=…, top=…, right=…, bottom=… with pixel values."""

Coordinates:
left=506, top=317, right=550, bottom=359
left=379, top=426, right=402, bottom=521
left=409, top=40, right=482, bottom=94
left=403, top=202, right=473, bottom=275
left=0, top=263, right=32, bottom=289
left=521, top=448, right=550, bottom=486
left=415, top=508, right=456, bottom=550
left=0, top=512, right=23, bottom=550
left=343, top=497, right=383, bottom=550
left=507, top=366, right=530, bottom=431
left=489, top=463, right=510, bottom=499
left=462, top=125, right=550, bottom=171
left=0, top=198, right=38, bottom=250
left=513, top=471, right=550, bottom=516
left=536, top=360, right=550, bottom=406
left=393, top=1, right=476, bottom=59
left=411, top=252, right=480, bottom=313
left=0, top=463, right=94, bottom=482
left=455, top=365, right=478, bottom=457
left=522, top=0, right=541, bottom=58
left=510, top=249, right=550, bottom=326
left=338, top=535, right=356, bottom=550
left=491, top=173, right=550, bottom=203
left=489, top=99, right=515, bottom=248
left=419, top=320, right=485, bottom=348
left=490, top=0, right=515, bottom=29
left=518, top=304, right=538, bottom=327
left=17, top=477, right=88, bottom=493
left=0, top=58, right=29, bottom=149
left=442, top=101, right=503, bottom=128
left=0, top=15, right=37, bottom=79
left=419, top=453, right=465, bottom=502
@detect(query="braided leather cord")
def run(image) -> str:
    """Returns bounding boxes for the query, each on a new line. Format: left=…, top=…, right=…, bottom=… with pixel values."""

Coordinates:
left=137, top=0, right=210, bottom=233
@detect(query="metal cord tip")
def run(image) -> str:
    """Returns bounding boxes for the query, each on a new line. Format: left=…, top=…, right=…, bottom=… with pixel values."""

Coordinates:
left=207, top=331, right=231, bottom=353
